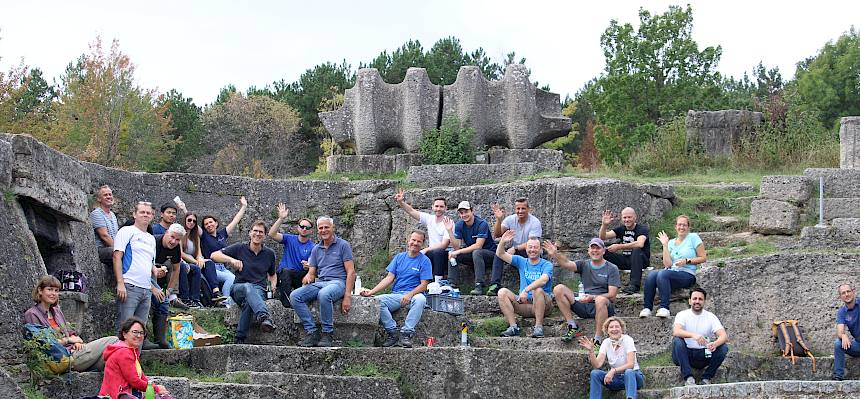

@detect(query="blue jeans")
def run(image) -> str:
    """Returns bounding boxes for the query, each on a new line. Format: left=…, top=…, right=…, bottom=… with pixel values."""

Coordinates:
left=833, top=337, right=860, bottom=378
left=672, top=336, right=728, bottom=380
left=150, top=280, right=170, bottom=316
left=290, top=280, right=346, bottom=333
left=643, top=269, right=696, bottom=310
left=230, top=283, right=270, bottom=340
left=425, top=248, right=449, bottom=277
left=178, top=261, right=202, bottom=302
left=203, top=261, right=235, bottom=298
left=377, top=293, right=427, bottom=333
left=116, top=283, right=151, bottom=332
left=589, top=368, right=645, bottom=399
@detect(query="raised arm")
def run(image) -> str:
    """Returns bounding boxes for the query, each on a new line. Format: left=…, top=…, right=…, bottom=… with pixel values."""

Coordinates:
left=394, top=189, right=421, bottom=221
left=268, top=203, right=289, bottom=242
left=598, top=210, right=616, bottom=241
left=658, top=231, right=672, bottom=267
left=225, top=196, right=248, bottom=235
left=495, top=230, right=515, bottom=264
left=491, top=204, right=505, bottom=238
left=542, top=240, right=578, bottom=272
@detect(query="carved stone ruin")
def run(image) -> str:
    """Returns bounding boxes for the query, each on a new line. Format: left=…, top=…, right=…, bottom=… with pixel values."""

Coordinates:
left=840, top=116, right=860, bottom=169
left=685, top=110, right=763, bottom=156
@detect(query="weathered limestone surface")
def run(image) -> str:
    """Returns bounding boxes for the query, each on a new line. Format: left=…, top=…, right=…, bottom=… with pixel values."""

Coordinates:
left=697, top=253, right=860, bottom=355
left=840, top=116, right=860, bottom=169
left=801, top=218, right=860, bottom=248
left=442, top=65, right=571, bottom=150
left=319, top=67, right=440, bottom=155
left=407, top=162, right=538, bottom=188
left=749, top=199, right=800, bottom=234
left=225, top=371, right=402, bottom=398
left=759, top=175, right=814, bottom=204
left=671, top=380, right=860, bottom=399
left=685, top=110, right=763, bottom=156
left=804, top=168, right=860, bottom=198
left=326, top=153, right=423, bottom=174
left=0, top=367, right=24, bottom=398
left=487, top=148, right=564, bottom=172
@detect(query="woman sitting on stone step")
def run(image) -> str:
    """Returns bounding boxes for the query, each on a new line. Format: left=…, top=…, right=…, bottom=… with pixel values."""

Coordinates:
left=639, top=215, right=707, bottom=319
left=99, top=317, right=172, bottom=398
left=579, top=316, right=645, bottom=399
left=23, top=275, right=119, bottom=372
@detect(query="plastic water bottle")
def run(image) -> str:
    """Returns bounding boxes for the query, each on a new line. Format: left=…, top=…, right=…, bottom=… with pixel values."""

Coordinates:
left=449, top=257, right=457, bottom=267
left=145, top=384, right=155, bottom=399
left=577, top=281, right=585, bottom=300
left=704, top=336, right=712, bottom=358
left=353, top=275, right=363, bottom=295
left=451, top=288, right=460, bottom=298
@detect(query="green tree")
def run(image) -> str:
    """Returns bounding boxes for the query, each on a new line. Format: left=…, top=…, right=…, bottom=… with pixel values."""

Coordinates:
left=213, top=84, right=237, bottom=106
left=419, top=116, right=475, bottom=165
left=587, top=5, right=724, bottom=165
left=425, top=37, right=469, bottom=85
left=159, top=89, right=203, bottom=170
left=795, top=27, right=860, bottom=129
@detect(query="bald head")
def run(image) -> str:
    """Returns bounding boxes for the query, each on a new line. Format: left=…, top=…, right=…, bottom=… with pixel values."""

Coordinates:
left=621, top=207, right=637, bottom=228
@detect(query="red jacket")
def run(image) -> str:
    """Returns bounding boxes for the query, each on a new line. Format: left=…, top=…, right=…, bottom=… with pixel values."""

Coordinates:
left=98, top=341, right=159, bottom=398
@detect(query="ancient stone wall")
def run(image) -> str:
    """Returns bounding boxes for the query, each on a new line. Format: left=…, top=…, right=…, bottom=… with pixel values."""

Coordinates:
left=686, top=110, right=763, bottom=156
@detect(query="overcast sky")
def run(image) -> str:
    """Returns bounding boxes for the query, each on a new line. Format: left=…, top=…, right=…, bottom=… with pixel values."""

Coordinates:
left=1, top=0, right=857, bottom=105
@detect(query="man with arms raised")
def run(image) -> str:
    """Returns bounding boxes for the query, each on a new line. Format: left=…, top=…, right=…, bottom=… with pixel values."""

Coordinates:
left=598, top=208, right=650, bottom=294
left=672, top=288, right=729, bottom=386
left=495, top=230, right=553, bottom=338
left=361, top=230, right=432, bottom=348
left=545, top=238, right=620, bottom=345
left=291, top=216, right=356, bottom=347
left=268, top=203, right=315, bottom=308
left=394, top=189, right=451, bottom=283
left=490, top=198, right=542, bottom=296
left=211, top=221, right=278, bottom=344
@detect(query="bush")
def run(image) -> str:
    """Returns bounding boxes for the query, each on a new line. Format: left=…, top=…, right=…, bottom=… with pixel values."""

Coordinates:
left=418, top=117, right=475, bottom=165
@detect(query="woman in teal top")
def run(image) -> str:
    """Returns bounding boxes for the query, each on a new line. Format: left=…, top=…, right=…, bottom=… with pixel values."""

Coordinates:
left=639, top=215, right=707, bottom=319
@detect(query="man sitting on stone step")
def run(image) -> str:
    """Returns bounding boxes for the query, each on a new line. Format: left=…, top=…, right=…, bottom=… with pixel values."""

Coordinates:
left=360, top=230, right=432, bottom=348
left=672, top=288, right=729, bottom=386
left=598, top=207, right=650, bottom=294
left=394, top=189, right=451, bottom=284
left=443, top=201, right=497, bottom=295
left=90, top=184, right=119, bottom=266
left=489, top=198, right=543, bottom=296
left=495, top=231, right=553, bottom=338
left=211, top=220, right=278, bottom=344
left=833, top=283, right=860, bottom=381
left=291, top=216, right=356, bottom=347
left=143, top=223, right=187, bottom=350
left=545, top=238, right=620, bottom=345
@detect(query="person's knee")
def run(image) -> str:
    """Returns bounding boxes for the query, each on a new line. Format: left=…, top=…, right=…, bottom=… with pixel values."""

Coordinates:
left=714, top=343, right=729, bottom=356
left=594, top=295, right=609, bottom=307
left=498, top=287, right=514, bottom=298
left=590, top=369, right=604, bottom=381
left=553, top=284, right=567, bottom=297
left=624, top=368, right=636, bottom=377
left=672, top=336, right=686, bottom=349
left=412, top=293, right=426, bottom=308
left=835, top=338, right=844, bottom=352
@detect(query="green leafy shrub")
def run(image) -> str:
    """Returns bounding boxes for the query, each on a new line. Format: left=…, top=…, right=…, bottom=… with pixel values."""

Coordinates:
left=418, top=117, right=475, bottom=165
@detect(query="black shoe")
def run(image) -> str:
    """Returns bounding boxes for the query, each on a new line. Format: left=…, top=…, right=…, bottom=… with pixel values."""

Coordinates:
left=170, top=297, right=190, bottom=310
left=235, top=337, right=246, bottom=344
left=298, top=331, right=321, bottom=347
left=188, top=300, right=203, bottom=309
left=399, top=332, right=414, bottom=348
left=833, top=375, right=844, bottom=381
left=470, top=283, right=485, bottom=295
left=142, top=340, right=161, bottom=350
left=317, top=332, right=334, bottom=347
left=622, top=286, right=639, bottom=295
left=382, top=330, right=400, bottom=347
left=260, top=317, right=275, bottom=333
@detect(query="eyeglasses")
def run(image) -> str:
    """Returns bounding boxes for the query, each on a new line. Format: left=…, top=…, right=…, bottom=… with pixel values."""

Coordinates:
left=251, top=230, right=265, bottom=235
left=129, top=330, right=146, bottom=337
left=298, top=225, right=313, bottom=230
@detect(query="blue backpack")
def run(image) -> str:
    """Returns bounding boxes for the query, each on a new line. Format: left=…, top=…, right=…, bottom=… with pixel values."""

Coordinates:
left=22, top=323, right=72, bottom=374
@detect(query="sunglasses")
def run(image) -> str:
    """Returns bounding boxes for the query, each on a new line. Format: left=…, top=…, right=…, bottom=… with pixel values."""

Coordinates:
left=186, top=218, right=197, bottom=223
left=298, top=225, right=313, bottom=230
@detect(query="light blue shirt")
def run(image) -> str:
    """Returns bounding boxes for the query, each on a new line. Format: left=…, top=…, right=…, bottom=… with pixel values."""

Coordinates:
left=668, top=233, right=703, bottom=275
left=510, top=255, right=553, bottom=299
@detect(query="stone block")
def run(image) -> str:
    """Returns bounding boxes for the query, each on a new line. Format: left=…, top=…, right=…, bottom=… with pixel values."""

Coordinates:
left=0, top=139, right=12, bottom=190
left=292, top=295, right=380, bottom=345
left=759, top=175, right=813, bottom=204
left=406, top=162, right=537, bottom=188
left=227, top=371, right=402, bottom=398
left=319, top=68, right=440, bottom=155
left=840, top=116, right=860, bottom=169
left=804, top=168, right=860, bottom=198
left=58, top=291, right=88, bottom=335
left=821, top=198, right=860, bottom=221
left=326, top=153, right=422, bottom=174
left=685, top=110, right=763, bottom=156
left=486, top=148, right=564, bottom=172
left=749, top=199, right=800, bottom=234
left=224, top=299, right=300, bottom=345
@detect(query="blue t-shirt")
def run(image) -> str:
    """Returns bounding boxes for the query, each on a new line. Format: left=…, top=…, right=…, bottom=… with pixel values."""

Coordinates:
left=151, top=223, right=167, bottom=236
left=510, top=255, right=553, bottom=299
left=279, top=234, right=315, bottom=272
left=201, top=227, right=229, bottom=259
left=453, top=216, right=497, bottom=251
left=309, top=236, right=354, bottom=281
left=221, top=243, right=277, bottom=287
left=668, top=233, right=703, bottom=275
left=386, top=252, right=433, bottom=294
left=837, top=299, right=860, bottom=341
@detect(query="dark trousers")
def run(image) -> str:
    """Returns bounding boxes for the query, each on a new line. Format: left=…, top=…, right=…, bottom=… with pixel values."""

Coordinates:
left=671, top=336, right=729, bottom=380
left=277, top=268, right=308, bottom=308
left=178, top=262, right=202, bottom=302
left=490, top=249, right=527, bottom=286
left=604, top=248, right=647, bottom=290
left=425, top=248, right=449, bottom=277
left=447, top=249, right=495, bottom=286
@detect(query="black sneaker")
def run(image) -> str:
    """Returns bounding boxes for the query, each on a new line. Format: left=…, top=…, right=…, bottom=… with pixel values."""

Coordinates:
left=561, top=325, right=584, bottom=343
left=235, top=337, right=246, bottom=344
left=470, top=283, right=485, bottom=295
left=188, top=300, right=203, bottom=309
left=170, top=297, right=190, bottom=310
left=399, top=332, right=414, bottom=348
left=622, top=286, right=639, bottom=295
left=298, top=331, right=321, bottom=347
left=259, top=317, right=275, bottom=333
left=382, top=330, right=400, bottom=347
left=317, top=332, right=334, bottom=347
left=500, top=325, right=521, bottom=337
left=833, top=375, right=844, bottom=381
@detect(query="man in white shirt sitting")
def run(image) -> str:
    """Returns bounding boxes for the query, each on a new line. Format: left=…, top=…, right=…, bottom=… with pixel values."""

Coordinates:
left=672, top=287, right=729, bottom=386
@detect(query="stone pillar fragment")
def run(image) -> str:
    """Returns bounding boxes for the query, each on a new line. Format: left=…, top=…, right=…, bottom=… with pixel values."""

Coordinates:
left=840, top=116, right=860, bottom=169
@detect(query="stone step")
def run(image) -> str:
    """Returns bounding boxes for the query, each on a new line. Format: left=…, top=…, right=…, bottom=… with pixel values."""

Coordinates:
left=821, top=198, right=860, bottom=221
left=669, top=380, right=860, bottom=399
left=464, top=290, right=691, bottom=318
left=190, top=381, right=287, bottom=398
left=471, top=336, right=665, bottom=357
left=225, top=371, right=402, bottom=398
left=607, top=388, right=668, bottom=399
left=805, top=168, right=860, bottom=198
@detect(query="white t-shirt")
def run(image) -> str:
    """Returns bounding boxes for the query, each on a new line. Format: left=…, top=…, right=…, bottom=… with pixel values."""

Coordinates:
left=674, top=309, right=725, bottom=349
left=501, top=214, right=542, bottom=246
left=418, top=212, right=450, bottom=247
left=113, top=225, right=156, bottom=289
left=599, top=334, right=639, bottom=370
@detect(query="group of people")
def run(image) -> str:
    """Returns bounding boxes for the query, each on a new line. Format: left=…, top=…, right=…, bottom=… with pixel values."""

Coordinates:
left=19, top=184, right=859, bottom=398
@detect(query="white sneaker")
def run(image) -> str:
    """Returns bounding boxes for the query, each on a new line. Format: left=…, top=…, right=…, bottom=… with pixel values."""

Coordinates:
left=685, top=376, right=696, bottom=386
left=656, top=308, right=671, bottom=318
left=639, top=308, right=652, bottom=318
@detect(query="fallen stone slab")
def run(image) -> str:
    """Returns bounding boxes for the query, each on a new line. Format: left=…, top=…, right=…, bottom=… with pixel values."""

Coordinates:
left=759, top=175, right=814, bottom=204
left=406, top=162, right=538, bottom=188
left=804, top=168, right=860, bottom=198
left=487, top=148, right=565, bottom=172
left=326, top=153, right=423, bottom=174
left=840, top=116, right=860, bottom=169
left=749, top=199, right=800, bottom=234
